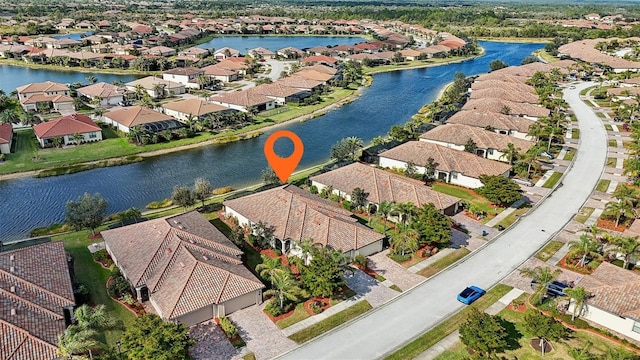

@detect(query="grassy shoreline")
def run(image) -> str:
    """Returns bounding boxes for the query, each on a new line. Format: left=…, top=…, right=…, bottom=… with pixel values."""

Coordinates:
left=0, top=58, right=156, bottom=76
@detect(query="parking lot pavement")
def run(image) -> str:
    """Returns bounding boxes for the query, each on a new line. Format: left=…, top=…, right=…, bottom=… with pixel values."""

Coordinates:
left=368, top=249, right=425, bottom=291
left=229, top=303, right=297, bottom=360
left=189, top=320, right=241, bottom=360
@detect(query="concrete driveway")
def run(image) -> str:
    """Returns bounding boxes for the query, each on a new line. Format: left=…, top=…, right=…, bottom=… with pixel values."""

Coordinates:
left=264, top=59, right=298, bottom=82
left=275, top=82, right=606, bottom=359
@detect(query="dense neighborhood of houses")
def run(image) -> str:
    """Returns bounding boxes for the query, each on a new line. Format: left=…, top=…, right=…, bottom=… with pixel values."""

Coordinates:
left=7, top=6, right=640, bottom=359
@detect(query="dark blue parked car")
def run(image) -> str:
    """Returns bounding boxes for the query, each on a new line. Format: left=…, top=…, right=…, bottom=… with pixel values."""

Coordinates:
left=457, top=286, right=486, bottom=305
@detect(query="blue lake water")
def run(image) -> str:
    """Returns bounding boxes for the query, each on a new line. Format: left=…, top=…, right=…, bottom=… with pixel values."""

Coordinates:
left=197, top=35, right=366, bottom=52
left=0, top=41, right=543, bottom=241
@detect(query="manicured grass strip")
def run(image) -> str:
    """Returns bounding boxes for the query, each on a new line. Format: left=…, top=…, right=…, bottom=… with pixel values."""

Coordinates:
left=605, top=124, right=613, bottom=131
left=596, top=179, right=611, bottom=192
left=572, top=128, right=580, bottom=139
left=580, top=86, right=597, bottom=96
left=609, top=139, right=619, bottom=147
left=243, top=353, right=256, bottom=360
left=606, top=157, right=616, bottom=167
left=494, top=203, right=531, bottom=229
left=542, top=172, right=562, bottom=189
left=390, top=285, right=403, bottom=292
left=563, top=148, right=576, bottom=161
left=431, top=184, right=502, bottom=216
left=575, top=206, right=595, bottom=223
left=385, top=284, right=513, bottom=360
left=288, top=300, right=372, bottom=344
left=535, top=240, right=564, bottom=262
left=277, top=303, right=310, bottom=329
left=416, top=248, right=471, bottom=278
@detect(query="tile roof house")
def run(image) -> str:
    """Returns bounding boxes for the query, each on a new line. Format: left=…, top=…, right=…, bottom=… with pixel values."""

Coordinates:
left=470, top=79, right=535, bottom=93
left=469, top=87, right=539, bottom=104
left=248, top=46, right=276, bottom=59
left=379, top=141, right=512, bottom=189
left=210, top=90, right=276, bottom=113
left=213, top=47, right=241, bottom=60
left=162, top=67, right=205, bottom=89
left=0, top=242, right=75, bottom=360
left=277, top=75, right=324, bottom=92
left=446, top=110, right=535, bottom=140
left=0, top=123, right=13, bottom=154
left=462, top=98, right=550, bottom=119
left=125, top=76, right=186, bottom=99
left=76, top=82, right=125, bottom=107
left=104, top=106, right=182, bottom=133
left=201, top=64, right=240, bottom=82
left=162, top=98, right=233, bottom=121
left=310, top=162, right=461, bottom=215
left=16, top=81, right=73, bottom=113
left=559, top=38, right=640, bottom=72
left=419, top=124, right=534, bottom=162
left=301, top=55, right=338, bottom=67
left=572, top=262, right=640, bottom=342
left=223, top=184, right=385, bottom=258
left=33, top=114, right=103, bottom=148
left=102, top=211, right=264, bottom=326
left=250, top=82, right=312, bottom=105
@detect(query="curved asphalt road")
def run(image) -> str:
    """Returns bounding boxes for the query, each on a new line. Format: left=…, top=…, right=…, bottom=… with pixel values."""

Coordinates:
left=275, top=82, right=607, bottom=360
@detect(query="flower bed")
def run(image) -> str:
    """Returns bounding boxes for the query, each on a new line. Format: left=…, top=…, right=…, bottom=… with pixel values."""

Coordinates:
left=597, top=217, right=629, bottom=233
left=105, top=277, right=145, bottom=316
left=558, top=253, right=597, bottom=275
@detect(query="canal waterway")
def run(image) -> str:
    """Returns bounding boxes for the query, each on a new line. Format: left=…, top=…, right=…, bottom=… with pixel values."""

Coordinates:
left=0, top=41, right=543, bottom=241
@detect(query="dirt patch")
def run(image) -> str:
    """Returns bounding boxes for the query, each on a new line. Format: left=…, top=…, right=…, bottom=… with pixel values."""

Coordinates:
left=88, top=232, right=103, bottom=240
left=529, top=338, right=554, bottom=354
left=597, top=217, right=629, bottom=232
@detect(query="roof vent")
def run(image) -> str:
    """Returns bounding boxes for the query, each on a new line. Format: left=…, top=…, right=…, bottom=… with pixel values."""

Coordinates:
left=9, top=266, right=14, bottom=273
left=166, top=248, right=172, bottom=254
left=203, top=255, right=209, bottom=261
left=10, top=286, right=15, bottom=293
left=10, top=308, right=16, bottom=316
left=189, top=239, right=195, bottom=244
left=178, top=225, right=184, bottom=230
left=179, top=262, right=185, bottom=268
left=173, top=220, right=179, bottom=224
left=9, top=255, right=14, bottom=261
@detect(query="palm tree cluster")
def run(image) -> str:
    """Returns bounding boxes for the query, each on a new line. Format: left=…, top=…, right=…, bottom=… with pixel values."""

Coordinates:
left=0, top=89, right=41, bottom=126
left=566, top=223, right=640, bottom=271
left=623, top=123, right=640, bottom=185
left=602, top=183, right=639, bottom=228
left=57, top=304, right=124, bottom=359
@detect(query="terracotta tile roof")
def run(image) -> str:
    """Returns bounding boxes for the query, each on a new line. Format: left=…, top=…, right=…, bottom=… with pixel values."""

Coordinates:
left=576, top=262, right=640, bottom=320
left=248, top=47, right=275, bottom=56
left=163, top=67, right=204, bottom=76
left=294, top=68, right=334, bottom=82
left=223, top=185, right=384, bottom=253
left=471, top=80, right=535, bottom=93
left=420, top=124, right=534, bottom=152
left=102, top=212, right=264, bottom=321
left=105, top=106, right=174, bottom=128
left=446, top=110, right=535, bottom=134
left=470, top=87, right=539, bottom=104
left=214, top=59, right=248, bottom=70
left=0, top=242, right=75, bottom=352
left=33, top=114, right=101, bottom=139
left=304, top=64, right=338, bottom=75
left=302, top=55, right=337, bottom=64
left=16, top=81, right=69, bottom=94
left=21, top=93, right=73, bottom=105
left=201, top=64, right=238, bottom=76
left=379, top=141, right=512, bottom=178
left=1, top=321, right=58, bottom=360
left=310, top=162, right=460, bottom=211
left=162, top=99, right=229, bottom=117
left=607, top=87, right=640, bottom=97
left=0, top=123, right=12, bottom=144
left=211, top=90, right=274, bottom=108
left=251, top=82, right=308, bottom=98
left=474, top=73, right=529, bottom=84
left=277, top=75, right=323, bottom=90
left=462, top=98, right=550, bottom=118
left=559, top=38, right=640, bottom=70
left=125, top=76, right=184, bottom=91
left=76, top=82, right=123, bottom=99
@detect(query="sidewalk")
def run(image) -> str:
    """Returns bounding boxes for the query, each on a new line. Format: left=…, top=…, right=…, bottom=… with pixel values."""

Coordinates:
left=414, top=288, right=524, bottom=360
left=485, top=198, right=528, bottom=228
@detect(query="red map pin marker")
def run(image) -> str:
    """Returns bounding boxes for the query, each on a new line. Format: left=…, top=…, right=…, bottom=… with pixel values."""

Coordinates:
left=264, top=130, right=304, bottom=183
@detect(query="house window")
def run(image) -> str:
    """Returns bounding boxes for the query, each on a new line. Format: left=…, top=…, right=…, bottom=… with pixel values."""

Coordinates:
left=451, top=172, right=458, bottom=180
left=633, top=321, right=640, bottom=334
left=89, top=133, right=97, bottom=139
left=488, top=149, right=494, bottom=155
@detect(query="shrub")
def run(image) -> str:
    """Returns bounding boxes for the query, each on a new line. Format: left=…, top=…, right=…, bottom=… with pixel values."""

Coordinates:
left=247, top=234, right=256, bottom=246
left=389, top=253, right=411, bottom=263
left=329, top=193, right=340, bottom=202
left=92, top=248, right=109, bottom=262
left=219, top=316, right=239, bottom=339
left=146, top=198, right=173, bottom=209
left=264, top=300, right=294, bottom=317
left=0, top=153, right=5, bottom=161
left=342, top=200, right=352, bottom=211
left=353, top=254, right=367, bottom=268
left=120, top=293, right=136, bottom=306
left=320, top=188, right=328, bottom=199
left=309, top=185, right=318, bottom=194
left=74, top=283, right=91, bottom=305
left=587, top=261, right=601, bottom=270
left=212, top=186, right=234, bottom=195
left=310, top=301, right=324, bottom=314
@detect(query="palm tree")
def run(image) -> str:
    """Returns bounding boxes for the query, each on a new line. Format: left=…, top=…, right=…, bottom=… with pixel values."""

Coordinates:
left=72, top=133, right=84, bottom=145
left=603, top=199, right=635, bottom=228
left=609, top=235, right=640, bottom=269
left=85, top=75, right=98, bottom=84
left=22, top=111, right=41, bottom=126
left=255, top=254, right=284, bottom=285
left=376, top=201, right=393, bottom=235
left=264, top=270, right=305, bottom=310
left=74, top=304, right=124, bottom=334
left=613, top=184, right=639, bottom=205
left=390, top=223, right=419, bottom=256
left=568, top=341, right=595, bottom=360
left=565, top=286, right=590, bottom=322
left=0, top=108, right=20, bottom=124
left=57, top=325, right=101, bottom=359
left=92, top=107, right=106, bottom=122
left=52, top=136, right=63, bottom=148
left=520, top=266, right=562, bottom=305
left=569, top=235, right=600, bottom=268
left=393, top=202, right=415, bottom=225
left=296, top=238, right=317, bottom=266
left=500, top=143, right=520, bottom=165
left=345, top=136, right=364, bottom=160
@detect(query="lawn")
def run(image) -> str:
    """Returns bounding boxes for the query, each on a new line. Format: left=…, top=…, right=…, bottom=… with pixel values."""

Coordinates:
left=596, top=179, right=611, bottom=193
left=534, top=240, right=564, bottom=262
left=574, top=206, right=595, bottom=223
left=571, top=128, right=580, bottom=139
left=533, top=49, right=559, bottom=63
left=605, top=124, right=614, bottom=131
left=579, top=86, right=597, bottom=97
left=385, top=284, right=513, bottom=360
left=563, top=148, right=576, bottom=161
left=542, top=172, right=562, bottom=189
left=255, top=88, right=354, bottom=123
left=606, top=157, right=617, bottom=167
left=288, top=300, right=373, bottom=343
left=609, top=139, right=619, bottom=147
left=432, top=306, right=639, bottom=360
left=416, top=248, right=471, bottom=278
left=431, top=183, right=503, bottom=218
left=276, top=288, right=358, bottom=329
left=494, top=203, right=531, bottom=229
left=53, top=229, right=136, bottom=345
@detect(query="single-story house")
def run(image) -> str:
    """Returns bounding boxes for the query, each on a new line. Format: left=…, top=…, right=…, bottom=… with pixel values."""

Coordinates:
left=277, top=75, right=324, bottom=92
left=210, top=91, right=276, bottom=112
left=223, top=184, right=385, bottom=259
left=104, top=106, right=182, bottom=133
left=378, top=141, right=512, bottom=189
left=446, top=111, right=535, bottom=140
left=400, top=48, right=423, bottom=61
left=125, top=76, right=186, bottom=99
left=277, top=46, right=305, bottom=59
left=470, top=79, right=535, bottom=93
left=310, top=162, right=461, bottom=215
left=248, top=46, right=276, bottom=59
left=469, top=87, right=539, bottom=104
left=33, top=114, right=103, bottom=147
left=0, top=123, right=13, bottom=154
left=76, top=82, right=125, bottom=107
left=143, top=46, right=176, bottom=57
left=162, top=98, right=233, bottom=121
left=570, top=262, right=640, bottom=342
left=250, top=82, right=312, bottom=105
left=301, top=55, right=338, bottom=67
left=214, top=58, right=249, bottom=76
left=0, top=242, right=76, bottom=359
left=201, top=64, right=239, bottom=82
left=102, top=211, right=265, bottom=325
left=214, top=47, right=240, bottom=60
left=162, top=67, right=205, bottom=89
left=419, top=124, right=534, bottom=162
left=462, top=98, right=550, bottom=120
